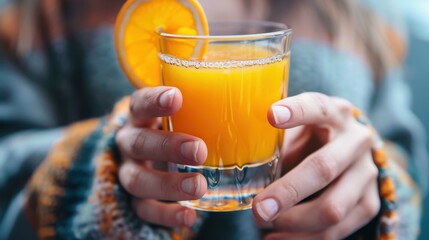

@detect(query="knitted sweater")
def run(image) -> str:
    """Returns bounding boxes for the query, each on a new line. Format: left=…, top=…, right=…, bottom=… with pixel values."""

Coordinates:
left=0, top=0, right=427, bottom=239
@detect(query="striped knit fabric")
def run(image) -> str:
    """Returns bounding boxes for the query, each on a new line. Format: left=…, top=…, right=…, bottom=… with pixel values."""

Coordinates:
left=25, top=98, right=181, bottom=239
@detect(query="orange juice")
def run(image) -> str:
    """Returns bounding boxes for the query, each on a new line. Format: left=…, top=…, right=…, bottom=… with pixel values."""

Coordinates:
left=162, top=44, right=289, bottom=168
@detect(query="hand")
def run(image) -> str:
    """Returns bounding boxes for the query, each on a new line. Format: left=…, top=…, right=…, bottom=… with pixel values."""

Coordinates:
left=252, top=92, right=380, bottom=239
left=116, top=87, right=208, bottom=228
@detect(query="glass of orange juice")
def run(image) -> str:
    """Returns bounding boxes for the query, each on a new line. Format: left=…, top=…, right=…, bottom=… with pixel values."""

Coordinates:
left=158, top=21, right=291, bottom=212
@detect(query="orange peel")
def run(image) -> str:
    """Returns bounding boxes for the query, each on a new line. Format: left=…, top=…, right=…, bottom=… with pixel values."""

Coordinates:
left=115, top=0, right=208, bottom=88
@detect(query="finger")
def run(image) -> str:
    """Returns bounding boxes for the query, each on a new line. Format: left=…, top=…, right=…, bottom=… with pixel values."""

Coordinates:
left=280, top=126, right=328, bottom=173
left=119, top=161, right=207, bottom=200
left=268, top=92, right=353, bottom=129
left=330, top=182, right=381, bottom=239
left=280, top=126, right=311, bottom=172
left=116, top=126, right=207, bottom=165
left=264, top=183, right=380, bottom=240
left=271, top=152, right=377, bottom=232
left=133, top=199, right=197, bottom=227
left=130, top=86, right=183, bottom=127
left=253, top=124, right=374, bottom=222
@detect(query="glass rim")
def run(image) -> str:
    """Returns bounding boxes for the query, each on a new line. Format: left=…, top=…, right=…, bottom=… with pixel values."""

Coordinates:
left=157, top=20, right=292, bottom=40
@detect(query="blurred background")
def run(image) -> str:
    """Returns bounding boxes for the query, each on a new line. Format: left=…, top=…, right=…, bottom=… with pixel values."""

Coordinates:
left=403, top=1, right=429, bottom=238
left=408, top=35, right=429, bottom=240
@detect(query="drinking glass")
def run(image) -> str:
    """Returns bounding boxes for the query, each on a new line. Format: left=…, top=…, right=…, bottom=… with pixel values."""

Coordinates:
left=158, top=21, right=292, bottom=211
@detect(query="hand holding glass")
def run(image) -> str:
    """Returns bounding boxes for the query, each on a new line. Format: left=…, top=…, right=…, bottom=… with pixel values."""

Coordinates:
left=159, top=21, right=291, bottom=211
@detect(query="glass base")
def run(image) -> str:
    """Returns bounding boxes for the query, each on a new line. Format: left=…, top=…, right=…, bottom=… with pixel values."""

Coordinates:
left=174, top=157, right=279, bottom=212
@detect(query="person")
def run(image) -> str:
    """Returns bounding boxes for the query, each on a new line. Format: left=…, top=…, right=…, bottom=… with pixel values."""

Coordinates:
left=0, top=0, right=426, bottom=239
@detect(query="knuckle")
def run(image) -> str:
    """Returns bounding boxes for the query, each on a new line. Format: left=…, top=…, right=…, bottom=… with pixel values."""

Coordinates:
left=322, top=201, right=346, bottom=225
left=353, top=123, right=374, bottom=145
left=342, top=101, right=354, bottom=114
left=294, top=98, right=306, bottom=120
left=333, top=97, right=354, bottom=114
left=130, top=129, right=147, bottom=155
left=348, top=123, right=375, bottom=153
left=310, top=92, right=330, bottom=117
left=125, top=165, right=142, bottom=194
left=297, top=103, right=306, bottom=121
left=279, top=181, right=300, bottom=205
left=367, top=160, right=379, bottom=180
left=290, top=94, right=306, bottom=120
left=360, top=125, right=374, bottom=142
left=161, top=135, right=170, bottom=153
left=340, top=104, right=353, bottom=120
left=130, top=88, right=157, bottom=117
left=363, top=190, right=381, bottom=219
left=311, top=152, right=337, bottom=184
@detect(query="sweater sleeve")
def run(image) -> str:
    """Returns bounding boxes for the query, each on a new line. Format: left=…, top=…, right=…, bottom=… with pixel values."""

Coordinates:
left=0, top=48, right=63, bottom=231
left=24, top=98, right=182, bottom=240
left=369, top=69, right=428, bottom=192
left=368, top=69, right=428, bottom=239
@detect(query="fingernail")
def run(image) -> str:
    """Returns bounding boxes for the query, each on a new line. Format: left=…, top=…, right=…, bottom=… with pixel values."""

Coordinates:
left=159, top=88, right=176, bottom=108
left=256, top=198, right=279, bottom=221
left=181, top=176, right=199, bottom=196
left=272, top=106, right=291, bottom=124
left=176, top=210, right=192, bottom=226
left=181, top=141, right=200, bottom=163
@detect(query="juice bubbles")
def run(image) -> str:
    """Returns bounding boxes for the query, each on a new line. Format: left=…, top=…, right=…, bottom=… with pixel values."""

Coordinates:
left=162, top=44, right=289, bottom=168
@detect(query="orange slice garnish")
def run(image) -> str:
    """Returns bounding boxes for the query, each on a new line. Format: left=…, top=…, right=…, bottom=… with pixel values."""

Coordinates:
left=115, top=0, right=209, bottom=88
